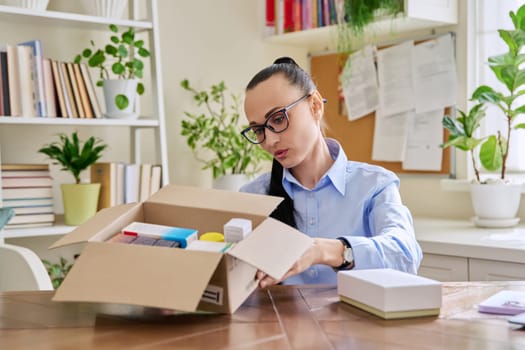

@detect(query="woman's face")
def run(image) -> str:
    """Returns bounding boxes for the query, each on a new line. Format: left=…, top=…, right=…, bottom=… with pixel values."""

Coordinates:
left=244, top=74, right=322, bottom=169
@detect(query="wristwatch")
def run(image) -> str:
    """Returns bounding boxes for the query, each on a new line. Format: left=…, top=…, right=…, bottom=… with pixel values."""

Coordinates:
left=334, top=237, right=354, bottom=271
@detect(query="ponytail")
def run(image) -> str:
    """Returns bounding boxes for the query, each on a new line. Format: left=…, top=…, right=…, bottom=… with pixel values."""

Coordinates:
left=268, top=159, right=297, bottom=228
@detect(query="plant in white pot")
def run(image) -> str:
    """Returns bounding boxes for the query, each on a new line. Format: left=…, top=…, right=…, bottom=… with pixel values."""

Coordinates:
left=74, top=24, right=150, bottom=119
left=38, top=132, right=107, bottom=226
left=180, top=79, right=272, bottom=191
left=442, top=4, right=525, bottom=227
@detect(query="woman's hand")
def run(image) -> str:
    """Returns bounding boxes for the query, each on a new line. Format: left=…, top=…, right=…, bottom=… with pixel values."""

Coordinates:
left=256, top=238, right=345, bottom=288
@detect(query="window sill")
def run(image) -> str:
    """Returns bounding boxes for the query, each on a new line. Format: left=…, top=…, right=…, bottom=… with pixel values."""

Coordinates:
left=440, top=176, right=525, bottom=193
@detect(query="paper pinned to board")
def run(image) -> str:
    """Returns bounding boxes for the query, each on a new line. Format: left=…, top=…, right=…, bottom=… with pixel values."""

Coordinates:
left=372, top=109, right=410, bottom=162
left=402, top=109, right=444, bottom=171
left=413, top=33, right=457, bottom=113
left=376, top=40, right=415, bottom=117
left=341, top=45, right=379, bottom=121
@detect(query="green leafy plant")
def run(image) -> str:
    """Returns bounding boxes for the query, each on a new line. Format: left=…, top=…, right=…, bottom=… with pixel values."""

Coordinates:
left=442, top=4, right=525, bottom=182
left=180, top=79, right=272, bottom=179
left=74, top=24, right=150, bottom=110
left=42, top=257, right=73, bottom=289
left=336, top=0, right=404, bottom=54
left=38, top=132, right=107, bottom=184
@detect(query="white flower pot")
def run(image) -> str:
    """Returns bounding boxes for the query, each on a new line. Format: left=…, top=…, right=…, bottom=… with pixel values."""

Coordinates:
left=212, top=174, right=250, bottom=192
left=470, top=182, right=522, bottom=227
left=102, top=79, right=138, bottom=119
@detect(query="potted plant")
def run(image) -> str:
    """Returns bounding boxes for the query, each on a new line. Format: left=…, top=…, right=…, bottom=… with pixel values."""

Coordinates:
left=38, top=132, right=107, bottom=225
left=441, top=4, right=525, bottom=227
left=74, top=24, right=150, bottom=118
left=180, top=79, right=272, bottom=190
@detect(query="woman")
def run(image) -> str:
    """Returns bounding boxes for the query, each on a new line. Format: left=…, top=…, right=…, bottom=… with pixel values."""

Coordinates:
left=240, top=57, right=422, bottom=287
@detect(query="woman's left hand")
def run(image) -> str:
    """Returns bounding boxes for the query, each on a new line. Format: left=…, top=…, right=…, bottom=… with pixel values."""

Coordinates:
left=257, top=238, right=340, bottom=288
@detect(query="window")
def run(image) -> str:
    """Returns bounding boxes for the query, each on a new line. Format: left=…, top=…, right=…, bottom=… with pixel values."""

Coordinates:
left=475, top=0, right=525, bottom=173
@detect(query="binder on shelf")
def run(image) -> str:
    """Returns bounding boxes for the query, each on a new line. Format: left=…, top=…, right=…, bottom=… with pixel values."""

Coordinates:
left=149, top=165, right=162, bottom=196
left=59, top=61, right=78, bottom=118
left=0, top=50, right=11, bottom=116
left=139, top=163, right=152, bottom=202
left=124, top=163, right=140, bottom=203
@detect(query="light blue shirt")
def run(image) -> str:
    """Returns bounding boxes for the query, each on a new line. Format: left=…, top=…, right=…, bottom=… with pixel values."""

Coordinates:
left=240, top=138, right=422, bottom=285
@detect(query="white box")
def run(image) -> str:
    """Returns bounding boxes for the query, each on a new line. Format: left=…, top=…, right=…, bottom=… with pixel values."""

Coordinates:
left=224, top=218, right=252, bottom=243
left=337, top=268, right=442, bottom=319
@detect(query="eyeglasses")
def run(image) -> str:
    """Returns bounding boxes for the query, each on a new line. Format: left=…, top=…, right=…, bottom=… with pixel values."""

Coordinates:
left=241, top=93, right=311, bottom=144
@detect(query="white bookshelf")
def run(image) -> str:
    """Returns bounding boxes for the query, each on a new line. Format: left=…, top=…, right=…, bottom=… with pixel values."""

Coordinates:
left=0, top=0, right=168, bottom=239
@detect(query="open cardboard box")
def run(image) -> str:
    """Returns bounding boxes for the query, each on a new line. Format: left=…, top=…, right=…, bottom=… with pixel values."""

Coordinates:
left=50, top=185, right=313, bottom=314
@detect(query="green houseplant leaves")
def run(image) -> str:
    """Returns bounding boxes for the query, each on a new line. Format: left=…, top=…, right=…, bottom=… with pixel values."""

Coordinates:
left=38, top=132, right=107, bottom=184
left=442, top=4, right=525, bottom=182
left=180, top=79, right=272, bottom=179
left=74, top=24, right=150, bottom=110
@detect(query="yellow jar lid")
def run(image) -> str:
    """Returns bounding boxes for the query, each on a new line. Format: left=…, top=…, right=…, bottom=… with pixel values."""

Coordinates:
left=199, top=232, right=225, bottom=242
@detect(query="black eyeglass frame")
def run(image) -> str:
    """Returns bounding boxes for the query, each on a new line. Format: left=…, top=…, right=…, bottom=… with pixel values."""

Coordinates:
left=241, top=93, right=312, bottom=144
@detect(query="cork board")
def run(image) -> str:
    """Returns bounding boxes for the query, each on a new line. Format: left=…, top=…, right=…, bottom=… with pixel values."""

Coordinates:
left=310, top=52, right=451, bottom=174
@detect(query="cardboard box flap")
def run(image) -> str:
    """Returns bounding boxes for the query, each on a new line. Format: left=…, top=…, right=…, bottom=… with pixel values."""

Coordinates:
left=228, top=217, right=313, bottom=280
left=49, top=203, right=142, bottom=249
left=53, top=242, right=224, bottom=312
left=147, top=185, right=283, bottom=217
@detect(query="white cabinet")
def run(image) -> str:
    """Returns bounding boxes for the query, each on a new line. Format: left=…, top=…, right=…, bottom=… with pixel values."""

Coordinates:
left=264, top=0, right=458, bottom=52
left=469, top=259, right=525, bottom=281
left=418, top=253, right=468, bottom=282
left=0, top=1, right=168, bottom=241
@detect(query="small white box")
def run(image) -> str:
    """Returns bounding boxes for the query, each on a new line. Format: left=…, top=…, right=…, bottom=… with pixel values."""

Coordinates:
left=337, top=268, right=442, bottom=319
left=224, top=218, right=252, bottom=243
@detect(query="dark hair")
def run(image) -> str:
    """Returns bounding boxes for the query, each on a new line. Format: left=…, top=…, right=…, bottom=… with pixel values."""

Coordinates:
left=247, top=57, right=315, bottom=229
left=246, top=56, right=316, bottom=94
left=268, top=159, right=297, bottom=228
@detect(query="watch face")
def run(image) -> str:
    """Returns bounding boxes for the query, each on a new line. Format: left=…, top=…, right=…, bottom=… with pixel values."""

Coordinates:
left=343, top=247, right=354, bottom=262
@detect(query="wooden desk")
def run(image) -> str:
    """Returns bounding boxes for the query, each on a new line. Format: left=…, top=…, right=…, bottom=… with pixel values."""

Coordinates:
left=1, top=282, right=525, bottom=349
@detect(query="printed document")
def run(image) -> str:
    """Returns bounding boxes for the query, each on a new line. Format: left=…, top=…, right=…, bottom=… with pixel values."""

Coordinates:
left=413, top=33, right=457, bottom=113
left=376, top=40, right=415, bottom=116
left=402, top=109, right=444, bottom=171
left=372, top=109, right=409, bottom=162
left=341, top=45, right=379, bottom=121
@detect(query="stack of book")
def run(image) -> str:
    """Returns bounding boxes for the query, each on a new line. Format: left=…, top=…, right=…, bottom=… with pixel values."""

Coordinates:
left=0, top=163, right=55, bottom=228
left=90, top=162, right=162, bottom=210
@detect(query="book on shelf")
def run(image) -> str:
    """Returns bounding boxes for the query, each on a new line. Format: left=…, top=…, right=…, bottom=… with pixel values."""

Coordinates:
left=19, top=39, right=46, bottom=117
left=1, top=163, right=49, bottom=171
left=116, top=162, right=125, bottom=205
left=73, top=63, right=94, bottom=118
left=16, top=44, right=38, bottom=117
left=5, top=212, right=55, bottom=226
left=0, top=49, right=10, bottom=116
left=11, top=205, right=54, bottom=215
left=58, top=61, right=77, bottom=118
left=90, top=162, right=118, bottom=210
left=150, top=164, right=162, bottom=196
left=42, top=58, right=57, bottom=117
left=124, top=163, right=140, bottom=203
left=79, top=63, right=102, bottom=118
left=50, top=59, right=67, bottom=118
left=4, top=222, right=53, bottom=229
left=2, top=197, right=54, bottom=208
left=6, top=44, right=21, bottom=116
left=2, top=187, right=53, bottom=200
left=478, top=290, right=525, bottom=315
left=1, top=176, right=53, bottom=188
left=66, top=62, right=84, bottom=118
left=139, top=163, right=152, bottom=202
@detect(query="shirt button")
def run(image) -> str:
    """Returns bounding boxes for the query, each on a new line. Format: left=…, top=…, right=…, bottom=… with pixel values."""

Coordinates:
left=308, top=268, right=317, bottom=277
left=309, top=218, right=315, bottom=225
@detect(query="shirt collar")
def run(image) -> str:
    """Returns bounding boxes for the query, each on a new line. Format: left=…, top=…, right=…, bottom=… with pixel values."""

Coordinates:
left=282, top=138, right=347, bottom=197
